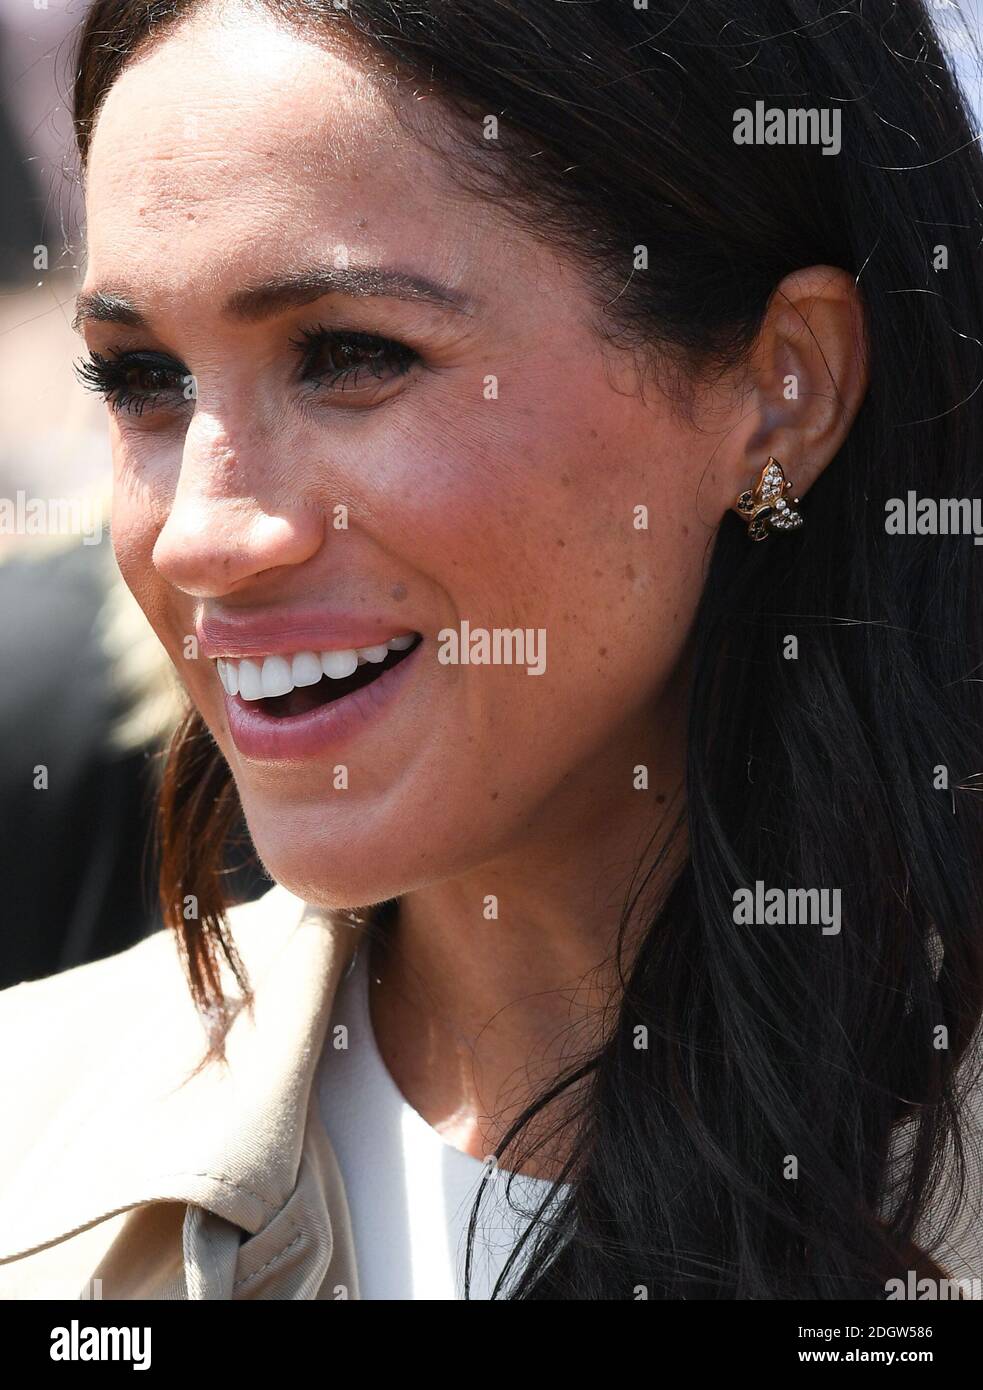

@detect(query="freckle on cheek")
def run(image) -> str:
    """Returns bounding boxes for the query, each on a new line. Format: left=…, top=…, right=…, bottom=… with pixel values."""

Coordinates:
left=556, top=538, right=565, bottom=548
left=598, top=646, right=607, bottom=657
left=625, top=564, right=636, bottom=582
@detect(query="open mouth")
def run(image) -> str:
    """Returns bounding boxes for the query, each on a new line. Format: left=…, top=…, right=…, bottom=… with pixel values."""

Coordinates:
left=238, top=634, right=423, bottom=720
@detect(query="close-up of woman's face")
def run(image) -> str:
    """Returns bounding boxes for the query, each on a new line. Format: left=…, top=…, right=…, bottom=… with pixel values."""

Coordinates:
left=4, top=0, right=983, bottom=1319
left=77, top=2, right=728, bottom=906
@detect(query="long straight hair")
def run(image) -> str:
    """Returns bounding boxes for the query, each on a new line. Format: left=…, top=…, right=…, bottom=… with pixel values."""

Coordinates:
left=72, top=0, right=983, bottom=1298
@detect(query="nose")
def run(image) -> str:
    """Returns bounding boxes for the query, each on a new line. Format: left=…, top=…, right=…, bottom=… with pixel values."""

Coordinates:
left=152, top=414, right=323, bottom=596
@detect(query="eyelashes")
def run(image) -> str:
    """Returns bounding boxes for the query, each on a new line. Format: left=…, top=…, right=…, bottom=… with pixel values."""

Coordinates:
left=74, top=349, right=190, bottom=417
left=73, top=327, right=420, bottom=417
left=288, top=324, right=418, bottom=393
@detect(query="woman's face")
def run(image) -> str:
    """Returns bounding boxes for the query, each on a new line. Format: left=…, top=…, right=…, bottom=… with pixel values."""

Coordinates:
left=79, top=5, right=728, bottom=906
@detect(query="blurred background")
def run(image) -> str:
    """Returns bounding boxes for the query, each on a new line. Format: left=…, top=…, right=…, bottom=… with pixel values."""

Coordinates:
left=0, top=0, right=980, bottom=985
left=0, top=0, right=271, bottom=988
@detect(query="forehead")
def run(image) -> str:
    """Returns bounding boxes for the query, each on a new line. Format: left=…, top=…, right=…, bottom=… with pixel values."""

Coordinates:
left=82, top=6, right=471, bottom=291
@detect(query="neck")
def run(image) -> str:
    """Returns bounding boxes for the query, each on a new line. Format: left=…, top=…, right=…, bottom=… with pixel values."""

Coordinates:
left=367, top=699, right=687, bottom=1182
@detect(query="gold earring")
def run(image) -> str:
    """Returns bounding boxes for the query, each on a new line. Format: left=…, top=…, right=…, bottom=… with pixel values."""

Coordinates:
left=735, top=457, right=804, bottom=541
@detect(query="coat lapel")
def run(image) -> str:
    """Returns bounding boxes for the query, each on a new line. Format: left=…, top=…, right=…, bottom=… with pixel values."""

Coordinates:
left=0, top=885, right=365, bottom=1269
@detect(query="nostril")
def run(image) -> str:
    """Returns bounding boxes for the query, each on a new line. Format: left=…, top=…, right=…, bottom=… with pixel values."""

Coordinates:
left=152, top=505, right=323, bottom=597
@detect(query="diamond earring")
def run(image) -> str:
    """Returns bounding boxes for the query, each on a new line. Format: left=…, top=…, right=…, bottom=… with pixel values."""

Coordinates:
left=734, top=457, right=804, bottom=541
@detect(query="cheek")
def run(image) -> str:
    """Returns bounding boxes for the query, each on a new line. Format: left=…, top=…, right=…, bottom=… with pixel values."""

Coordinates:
left=351, top=376, right=705, bottom=759
left=111, top=495, right=159, bottom=616
left=355, top=361, right=701, bottom=598
left=109, top=449, right=191, bottom=664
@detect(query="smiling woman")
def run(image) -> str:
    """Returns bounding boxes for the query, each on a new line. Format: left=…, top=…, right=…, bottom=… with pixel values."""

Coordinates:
left=0, top=0, right=982, bottom=1309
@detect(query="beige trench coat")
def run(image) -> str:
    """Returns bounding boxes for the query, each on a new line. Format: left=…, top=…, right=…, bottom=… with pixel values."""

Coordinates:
left=0, top=882, right=980, bottom=1299
left=0, top=885, right=364, bottom=1299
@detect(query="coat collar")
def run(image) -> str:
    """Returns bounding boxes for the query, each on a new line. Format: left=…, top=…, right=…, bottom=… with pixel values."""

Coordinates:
left=0, top=885, right=367, bottom=1263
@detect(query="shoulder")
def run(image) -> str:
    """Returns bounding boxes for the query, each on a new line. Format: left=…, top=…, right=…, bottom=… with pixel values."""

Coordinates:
left=0, top=883, right=308, bottom=1139
left=0, top=882, right=360, bottom=1294
left=0, top=882, right=341, bottom=1274
left=2, top=878, right=307, bottom=1010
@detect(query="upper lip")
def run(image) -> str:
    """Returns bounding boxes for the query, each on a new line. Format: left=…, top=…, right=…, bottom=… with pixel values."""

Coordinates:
left=196, top=607, right=420, bottom=660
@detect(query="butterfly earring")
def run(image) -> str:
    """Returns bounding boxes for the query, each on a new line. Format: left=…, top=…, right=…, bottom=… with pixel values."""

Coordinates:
left=735, top=457, right=804, bottom=541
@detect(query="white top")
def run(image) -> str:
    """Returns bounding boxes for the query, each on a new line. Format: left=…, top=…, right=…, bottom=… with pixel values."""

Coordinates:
left=316, top=937, right=566, bottom=1299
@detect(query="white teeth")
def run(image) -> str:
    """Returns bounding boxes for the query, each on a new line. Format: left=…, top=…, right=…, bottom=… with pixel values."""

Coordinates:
left=291, top=651, right=323, bottom=687
left=261, top=655, right=293, bottom=698
left=237, top=658, right=264, bottom=702
left=321, top=649, right=359, bottom=679
left=217, top=635, right=418, bottom=701
left=216, top=657, right=239, bottom=696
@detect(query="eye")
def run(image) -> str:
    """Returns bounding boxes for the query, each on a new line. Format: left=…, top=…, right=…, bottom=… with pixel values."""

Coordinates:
left=73, top=349, right=189, bottom=416
left=73, top=328, right=419, bottom=418
left=288, top=326, right=419, bottom=396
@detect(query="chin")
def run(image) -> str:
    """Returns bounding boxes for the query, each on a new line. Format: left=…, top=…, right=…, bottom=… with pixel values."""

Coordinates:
left=239, top=810, right=412, bottom=912
left=230, top=768, right=501, bottom=911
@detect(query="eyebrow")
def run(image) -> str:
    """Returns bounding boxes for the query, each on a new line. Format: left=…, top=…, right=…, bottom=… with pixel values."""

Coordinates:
left=72, top=263, right=476, bottom=333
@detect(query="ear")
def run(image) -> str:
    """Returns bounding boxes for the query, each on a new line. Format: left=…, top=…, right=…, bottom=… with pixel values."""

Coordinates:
left=721, top=264, right=869, bottom=520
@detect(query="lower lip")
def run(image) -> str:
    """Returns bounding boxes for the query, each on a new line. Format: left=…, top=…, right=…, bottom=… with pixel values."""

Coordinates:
left=222, top=642, right=422, bottom=761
